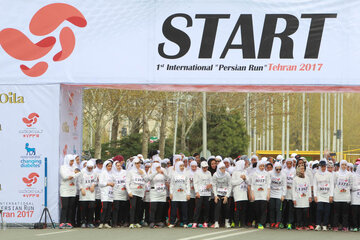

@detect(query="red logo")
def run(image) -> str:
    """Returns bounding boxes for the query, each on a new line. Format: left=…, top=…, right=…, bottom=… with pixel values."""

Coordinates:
left=63, top=144, right=68, bottom=157
left=0, top=3, right=87, bottom=77
left=23, top=172, right=39, bottom=187
left=74, top=116, right=78, bottom=130
left=22, top=113, right=40, bottom=127
left=69, top=92, right=75, bottom=106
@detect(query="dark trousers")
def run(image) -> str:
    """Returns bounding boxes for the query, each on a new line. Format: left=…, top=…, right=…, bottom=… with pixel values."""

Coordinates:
left=352, top=205, right=360, bottom=228
left=209, top=199, right=216, bottom=224
left=310, top=201, right=316, bottom=225
left=214, top=196, right=230, bottom=222
left=254, top=200, right=267, bottom=225
left=193, top=196, right=210, bottom=224
left=130, top=196, right=143, bottom=224
left=282, top=199, right=294, bottom=225
left=73, top=195, right=80, bottom=227
left=247, top=201, right=255, bottom=223
left=60, top=197, right=76, bottom=224
left=100, top=201, right=112, bottom=224
left=149, top=202, right=165, bottom=223
left=170, top=201, right=188, bottom=224
left=234, top=201, right=247, bottom=227
left=295, top=208, right=309, bottom=227
left=269, top=198, right=282, bottom=224
left=229, top=197, right=235, bottom=223
left=316, top=202, right=330, bottom=226
left=333, top=202, right=349, bottom=228
left=144, top=202, right=150, bottom=223
left=95, top=199, right=102, bottom=223
left=113, top=200, right=129, bottom=226
left=80, top=201, right=95, bottom=224
left=187, top=198, right=195, bottom=223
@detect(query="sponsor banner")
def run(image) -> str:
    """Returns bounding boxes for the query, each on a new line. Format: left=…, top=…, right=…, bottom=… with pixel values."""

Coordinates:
left=0, top=0, right=358, bottom=88
left=0, top=84, right=60, bottom=223
left=59, top=85, right=83, bottom=165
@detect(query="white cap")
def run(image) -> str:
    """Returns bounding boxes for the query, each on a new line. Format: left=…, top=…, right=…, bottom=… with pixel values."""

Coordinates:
left=201, top=161, right=208, bottom=168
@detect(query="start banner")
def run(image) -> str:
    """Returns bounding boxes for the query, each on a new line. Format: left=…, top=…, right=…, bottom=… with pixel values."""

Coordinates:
left=0, top=84, right=60, bottom=223
left=0, top=0, right=358, bottom=89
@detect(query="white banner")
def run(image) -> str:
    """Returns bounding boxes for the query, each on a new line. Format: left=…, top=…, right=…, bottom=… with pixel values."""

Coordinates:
left=0, top=0, right=358, bottom=89
left=0, top=84, right=60, bottom=223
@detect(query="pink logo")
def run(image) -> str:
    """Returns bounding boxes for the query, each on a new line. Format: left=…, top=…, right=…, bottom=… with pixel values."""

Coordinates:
left=69, top=92, right=75, bottom=106
left=22, top=112, right=40, bottom=127
left=0, top=3, right=87, bottom=77
left=73, top=116, right=78, bottom=130
left=63, top=144, right=68, bottom=157
left=23, top=172, right=39, bottom=187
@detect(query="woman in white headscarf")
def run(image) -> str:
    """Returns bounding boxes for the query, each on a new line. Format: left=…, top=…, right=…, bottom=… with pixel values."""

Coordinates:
left=212, top=162, right=232, bottom=229
left=59, top=154, right=80, bottom=229
left=98, top=160, right=114, bottom=229
left=126, top=157, right=148, bottom=229
left=169, top=161, right=190, bottom=228
left=250, top=159, right=270, bottom=230
left=186, top=161, right=198, bottom=227
left=112, top=160, right=128, bottom=227
left=282, top=158, right=296, bottom=230
left=148, top=162, right=168, bottom=228
left=231, top=160, right=249, bottom=228
left=78, top=161, right=96, bottom=228
left=269, top=162, right=286, bottom=229
left=333, top=160, right=352, bottom=231
left=351, top=164, right=360, bottom=231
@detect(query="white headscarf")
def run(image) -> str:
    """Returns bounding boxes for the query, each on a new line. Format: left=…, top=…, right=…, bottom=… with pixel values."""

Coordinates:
left=256, top=159, right=267, bottom=173
left=151, top=162, right=161, bottom=173
left=112, top=160, right=123, bottom=175
left=175, top=161, right=185, bottom=174
left=355, top=164, right=360, bottom=176
left=73, top=154, right=80, bottom=168
left=216, top=162, right=226, bottom=178
left=80, top=160, right=87, bottom=169
left=235, top=160, right=245, bottom=172
left=339, top=160, right=348, bottom=176
left=273, top=162, right=282, bottom=176
left=63, top=154, right=75, bottom=170
left=85, top=161, right=94, bottom=175
left=102, top=160, right=113, bottom=173
left=173, top=154, right=182, bottom=166
left=188, top=161, right=198, bottom=177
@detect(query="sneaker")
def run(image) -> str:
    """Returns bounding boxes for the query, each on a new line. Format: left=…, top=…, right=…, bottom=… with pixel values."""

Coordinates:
left=168, top=224, right=175, bottom=228
left=149, top=223, right=155, bottom=228
left=275, top=222, right=280, bottom=229
left=266, top=223, right=270, bottom=228
left=142, top=222, right=148, bottom=227
left=104, top=224, right=112, bottom=229
left=98, top=224, right=104, bottom=229
left=231, top=222, right=235, bottom=228
left=343, top=227, right=349, bottom=232
left=279, top=223, right=284, bottom=229
left=296, top=226, right=302, bottom=230
left=308, top=225, right=314, bottom=230
left=352, top=228, right=358, bottom=232
left=203, top=223, right=208, bottom=228
left=192, top=223, right=197, bottom=228
left=135, top=223, right=142, bottom=228
left=252, top=220, right=256, bottom=228
left=287, top=224, right=292, bottom=230
left=315, top=225, right=321, bottom=231
left=123, top=223, right=129, bottom=228
left=198, top=224, right=203, bottom=228
left=333, top=227, right=338, bottom=232
left=180, top=222, right=184, bottom=227
left=225, top=219, right=231, bottom=228
left=81, top=223, right=87, bottom=228
left=214, top=222, right=219, bottom=229
left=87, top=224, right=95, bottom=228
left=59, top=223, right=66, bottom=229
left=157, top=222, right=165, bottom=228
left=210, top=224, right=215, bottom=228
left=270, top=223, right=275, bottom=228
left=188, top=223, right=193, bottom=228
left=184, top=224, right=188, bottom=228
left=322, top=226, right=328, bottom=231
left=258, top=224, right=264, bottom=230
left=66, top=223, right=74, bottom=229
left=303, top=227, right=309, bottom=231
left=129, top=224, right=134, bottom=229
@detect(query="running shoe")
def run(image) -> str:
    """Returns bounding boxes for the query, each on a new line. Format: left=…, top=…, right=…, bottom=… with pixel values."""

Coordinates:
left=275, top=222, right=280, bottom=229
left=198, top=224, right=203, bottom=228
left=231, top=222, right=235, bottom=228
left=98, top=224, right=104, bottom=229
left=168, top=224, right=175, bottom=228
left=322, top=226, right=328, bottom=231
left=104, top=224, right=112, bottom=229
left=157, top=222, right=165, bottom=228
left=352, top=228, right=358, bottom=232
left=287, top=224, right=292, bottom=230
left=296, top=227, right=302, bottom=230
left=183, top=224, right=188, bottom=228
left=203, top=223, right=208, bottom=228
left=315, top=225, right=321, bottom=231
left=149, top=223, right=155, bottom=228
left=303, top=227, right=309, bottom=231
left=59, top=223, right=66, bottom=229
left=188, top=223, right=193, bottom=228
left=81, top=223, right=87, bottom=228
left=135, top=223, right=142, bottom=228
left=343, top=227, right=349, bottom=232
left=308, top=225, right=314, bottom=230
left=87, top=224, right=95, bottom=228
left=270, top=223, right=275, bottom=229
left=214, top=222, right=219, bottom=229
left=66, top=223, right=74, bottom=229
left=258, top=224, right=264, bottom=230
left=279, top=223, right=284, bottom=229
left=192, top=223, right=197, bottom=229
left=333, top=227, right=338, bottom=232
left=129, top=224, right=134, bottom=229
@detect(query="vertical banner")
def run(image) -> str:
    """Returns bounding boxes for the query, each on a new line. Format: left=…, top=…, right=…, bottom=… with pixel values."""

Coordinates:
left=0, top=84, right=60, bottom=223
left=59, top=85, right=83, bottom=165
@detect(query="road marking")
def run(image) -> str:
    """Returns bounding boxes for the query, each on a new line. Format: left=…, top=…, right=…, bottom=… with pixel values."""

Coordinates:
left=205, top=229, right=258, bottom=240
left=177, top=229, right=238, bottom=240
left=36, top=230, right=74, bottom=236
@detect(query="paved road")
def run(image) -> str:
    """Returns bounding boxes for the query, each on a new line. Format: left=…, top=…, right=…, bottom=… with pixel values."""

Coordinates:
left=1, top=228, right=360, bottom=240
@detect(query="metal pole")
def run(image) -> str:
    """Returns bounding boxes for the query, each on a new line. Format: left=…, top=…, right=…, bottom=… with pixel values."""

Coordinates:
left=327, top=93, right=331, bottom=153
left=333, top=93, right=337, bottom=153
left=282, top=93, right=285, bottom=157
left=302, top=93, right=305, bottom=151
left=173, top=93, right=180, bottom=155
left=306, top=94, right=310, bottom=151
left=271, top=96, right=274, bottom=151
left=248, top=93, right=252, bottom=156
left=286, top=94, right=290, bottom=159
left=320, top=93, right=323, bottom=159
left=262, top=99, right=265, bottom=150
left=266, top=99, right=270, bottom=150
left=202, top=92, right=207, bottom=158
left=337, top=93, right=340, bottom=160
left=324, top=93, right=327, bottom=151
left=254, top=98, right=257, bottom=155
left=340, top=93, right=344, bottom=160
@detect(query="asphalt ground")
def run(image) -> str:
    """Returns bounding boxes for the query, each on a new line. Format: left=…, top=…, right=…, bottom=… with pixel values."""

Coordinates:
left=1, top=227, right=360, bottom=240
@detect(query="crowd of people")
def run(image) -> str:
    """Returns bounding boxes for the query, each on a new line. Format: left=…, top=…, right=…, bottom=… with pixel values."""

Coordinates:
left=59, top=151, right=360, bottom=232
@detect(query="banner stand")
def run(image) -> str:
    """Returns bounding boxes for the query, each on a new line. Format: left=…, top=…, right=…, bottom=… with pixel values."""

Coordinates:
left=37, top=158, right=55, bottom=229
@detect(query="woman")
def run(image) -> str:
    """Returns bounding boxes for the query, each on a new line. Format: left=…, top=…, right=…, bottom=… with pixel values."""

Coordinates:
left=98, top=160, right=114, bottom=229
left=148, top=162, right=168, bottom=228
left=126, top=157, right=147, bottom=229
left=169, top=161, right=190, bottom=228
left=269, top=162, right=286, bottom=229
left=250, top=159, right=270, bottom=230
left=59, top=154, right=80, bottom=229
left=333, top=160, right=352, bottom=231
left=351, top=165, right=360, bottom=232
left=292, top=158, right=312, bottom=230
left=186, top=161, right=198, bottom=227
left=208, top=157, right=217, bottom=225
left=213, top=162, right=232, bottom=229
left=79, top=161, right=96, bottom=228
left=282, top=158, right=296, bottom=230
left=112, top=160, right=128, bottom=227
left=231, top=160, right=249, bottom=228
left=313, top=159, right=334, bottom=231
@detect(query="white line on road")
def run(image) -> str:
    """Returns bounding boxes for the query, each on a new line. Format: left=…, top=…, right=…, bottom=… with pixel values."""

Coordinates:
left=177, top=229, right=239, bottom=240
left=36, top=230, right=74, bottom=236
left=205, top=229, right=258, bottom=240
